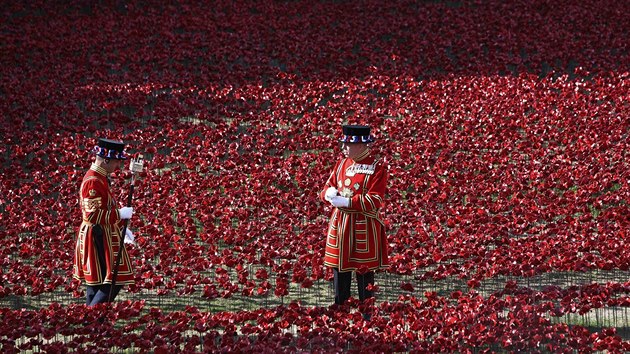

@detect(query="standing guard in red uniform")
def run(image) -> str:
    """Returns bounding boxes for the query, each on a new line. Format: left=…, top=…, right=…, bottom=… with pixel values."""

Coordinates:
left=320, top=125, right=389, bottom=316
left=73, top=138, right=135, bottom=306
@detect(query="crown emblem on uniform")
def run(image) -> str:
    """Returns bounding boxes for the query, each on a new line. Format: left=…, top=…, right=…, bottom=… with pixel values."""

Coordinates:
left=89, top=189, right=96, bottom=197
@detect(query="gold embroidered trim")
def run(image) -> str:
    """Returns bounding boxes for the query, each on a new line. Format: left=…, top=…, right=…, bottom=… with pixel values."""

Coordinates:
left=83, top=197, right=102, bottom=212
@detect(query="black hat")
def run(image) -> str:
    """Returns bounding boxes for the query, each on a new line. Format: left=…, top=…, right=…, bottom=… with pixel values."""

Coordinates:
left=340, top=125, right=374, bottom=144
left=93, top=138, right=128, bottom=160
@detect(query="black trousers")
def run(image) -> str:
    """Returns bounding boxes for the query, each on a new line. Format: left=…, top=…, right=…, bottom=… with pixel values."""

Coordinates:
left=333, top=268, right=374, bottom=305
left=86, top=284, right=122, bottom=306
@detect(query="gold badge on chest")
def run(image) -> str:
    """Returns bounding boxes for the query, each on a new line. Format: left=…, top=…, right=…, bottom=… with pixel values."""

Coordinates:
left=340, top=187, right=354, bottom=198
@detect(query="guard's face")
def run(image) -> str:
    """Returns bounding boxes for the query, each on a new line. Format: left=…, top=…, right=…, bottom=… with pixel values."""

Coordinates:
left=103, top=158, right=123, bottom=173
left=342, top=142, right=368, bottom=160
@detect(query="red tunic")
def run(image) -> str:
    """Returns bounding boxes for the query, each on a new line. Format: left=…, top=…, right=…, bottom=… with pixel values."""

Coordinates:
left=73, top=164, right=134, bottom=286
left=320, top=150, right=389, bottom=272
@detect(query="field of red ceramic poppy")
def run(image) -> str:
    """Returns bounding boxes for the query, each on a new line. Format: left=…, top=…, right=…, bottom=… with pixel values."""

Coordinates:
left=1, top=0, right=629, bottom=352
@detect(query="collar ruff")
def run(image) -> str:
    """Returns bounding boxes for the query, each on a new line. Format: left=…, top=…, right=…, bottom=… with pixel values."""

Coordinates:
left=90, top=163, right=108, bottom=177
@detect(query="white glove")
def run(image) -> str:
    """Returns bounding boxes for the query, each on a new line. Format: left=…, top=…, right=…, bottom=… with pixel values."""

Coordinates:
left=118, top=207, right=134, bottom=220
left=330, top=196, right=350, bottom=208
left=324, top=187, right=338, bottom=201
left=124, top=228, right=136, bottom=245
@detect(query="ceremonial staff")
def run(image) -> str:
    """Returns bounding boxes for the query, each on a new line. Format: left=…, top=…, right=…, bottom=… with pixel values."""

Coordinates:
left=109, top=153, right=144, bottom=302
